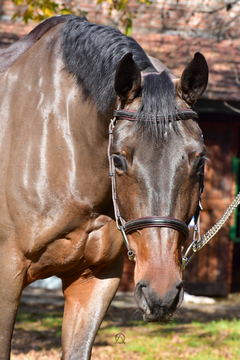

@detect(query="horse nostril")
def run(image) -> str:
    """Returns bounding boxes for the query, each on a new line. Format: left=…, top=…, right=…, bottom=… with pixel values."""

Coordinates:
left=169, top=281, right=184, bottom=311
left=134, top=281, right=151, bottom=315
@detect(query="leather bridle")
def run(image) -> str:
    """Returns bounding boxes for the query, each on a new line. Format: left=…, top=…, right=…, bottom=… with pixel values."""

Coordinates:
left=108, top=107, right=200, bottom=261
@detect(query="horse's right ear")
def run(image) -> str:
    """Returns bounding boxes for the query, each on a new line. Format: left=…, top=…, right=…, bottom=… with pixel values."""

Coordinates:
left=114, top=53, right=141, bottom=101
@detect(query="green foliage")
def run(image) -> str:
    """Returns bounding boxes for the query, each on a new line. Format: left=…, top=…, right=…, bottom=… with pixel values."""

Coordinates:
left=11, top=0, right=151, bottom=35
left=96, top=0, right=151, bottom=35
left=11, top=0, right=82, bottom=24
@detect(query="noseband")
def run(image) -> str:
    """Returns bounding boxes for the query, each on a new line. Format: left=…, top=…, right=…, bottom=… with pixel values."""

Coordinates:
left=108, top=107, right=199, bottom=261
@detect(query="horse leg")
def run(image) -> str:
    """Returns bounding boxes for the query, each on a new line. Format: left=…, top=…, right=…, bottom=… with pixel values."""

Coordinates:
left=61, top=253, right=124, bottom=360
left=0, top=243, right=26, bottom=360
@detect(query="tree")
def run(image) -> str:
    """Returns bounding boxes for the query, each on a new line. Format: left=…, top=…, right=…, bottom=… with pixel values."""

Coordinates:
left=11, top=0, right=151, bottom=35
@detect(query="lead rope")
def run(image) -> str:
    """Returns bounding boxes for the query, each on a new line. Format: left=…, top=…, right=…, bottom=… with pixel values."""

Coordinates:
left=181, top=191, right=240, bottom=270
left=108, top=117, right=135, bottom=260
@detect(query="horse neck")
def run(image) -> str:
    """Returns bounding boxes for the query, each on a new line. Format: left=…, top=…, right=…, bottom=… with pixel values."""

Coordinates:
left=1, top=26, right=114, bottom=208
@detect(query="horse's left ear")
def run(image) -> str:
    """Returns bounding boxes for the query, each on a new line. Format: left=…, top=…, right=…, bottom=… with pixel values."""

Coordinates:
left=178, top=52, right=208, bottom=105
left=114, top=53, right=141, bottom=101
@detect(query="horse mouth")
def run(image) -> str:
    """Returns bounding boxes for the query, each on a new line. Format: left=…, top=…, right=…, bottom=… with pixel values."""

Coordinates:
left=135, top=299, right=174, bottom=323
left=142, top=311, right=173, bottom=323
left=140, top=309, right=173, bottom=324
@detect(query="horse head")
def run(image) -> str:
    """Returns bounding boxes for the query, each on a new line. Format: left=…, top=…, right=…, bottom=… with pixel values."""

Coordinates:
left=111, top=52, right=208, bottom=322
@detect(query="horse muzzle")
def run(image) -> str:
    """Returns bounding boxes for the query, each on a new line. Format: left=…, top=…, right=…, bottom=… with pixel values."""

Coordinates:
left=134, top=280, right=184, bottom=323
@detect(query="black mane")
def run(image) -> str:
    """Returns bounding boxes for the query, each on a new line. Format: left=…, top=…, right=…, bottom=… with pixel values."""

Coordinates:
left=136, top=72, right=181, bottom=137
left=61, top=16, right=180, bottom=134
left=61, top=16, right=151, bottom=112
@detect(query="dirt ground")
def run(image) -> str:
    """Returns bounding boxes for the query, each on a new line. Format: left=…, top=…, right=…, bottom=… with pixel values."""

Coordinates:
left=11, top=289, right=240, bottom=360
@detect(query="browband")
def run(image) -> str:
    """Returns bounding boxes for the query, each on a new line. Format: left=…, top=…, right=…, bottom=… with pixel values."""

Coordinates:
left=114, top=108, right=198, bottom=122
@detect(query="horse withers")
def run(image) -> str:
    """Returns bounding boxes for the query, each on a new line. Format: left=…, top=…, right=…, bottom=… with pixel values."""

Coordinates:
left=0, top=15, right=208, bottom=359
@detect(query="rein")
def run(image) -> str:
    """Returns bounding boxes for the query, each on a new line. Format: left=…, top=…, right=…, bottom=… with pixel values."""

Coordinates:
left=108, top=107, right=199, bottom=261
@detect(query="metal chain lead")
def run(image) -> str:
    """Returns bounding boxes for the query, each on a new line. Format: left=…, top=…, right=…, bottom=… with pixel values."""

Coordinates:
left=181, top=192, right=240, bottom=270
left=193, top=191, right=240, bottom=251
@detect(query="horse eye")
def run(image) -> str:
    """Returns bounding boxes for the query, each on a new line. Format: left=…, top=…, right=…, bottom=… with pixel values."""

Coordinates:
left=112, top=155, right=126, bottom=172
left=113, top=156, right=123, bottom=168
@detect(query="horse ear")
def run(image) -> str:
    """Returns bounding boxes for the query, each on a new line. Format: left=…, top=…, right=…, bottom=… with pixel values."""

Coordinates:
left=114, top=53, right=141, bottom=101
left=179, top=52, right=208, bottom=105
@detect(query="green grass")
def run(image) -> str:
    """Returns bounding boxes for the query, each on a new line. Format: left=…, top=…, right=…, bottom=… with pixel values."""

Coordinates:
left=16, top=310, right=63, bottom=333
left=95, top=318, right=240, bottom=360
left=14, top=308, right=240, bottom=359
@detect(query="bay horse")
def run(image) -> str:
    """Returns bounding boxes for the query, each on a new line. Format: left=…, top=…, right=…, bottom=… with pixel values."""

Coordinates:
left=0, top=15, right=208, bottom=359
